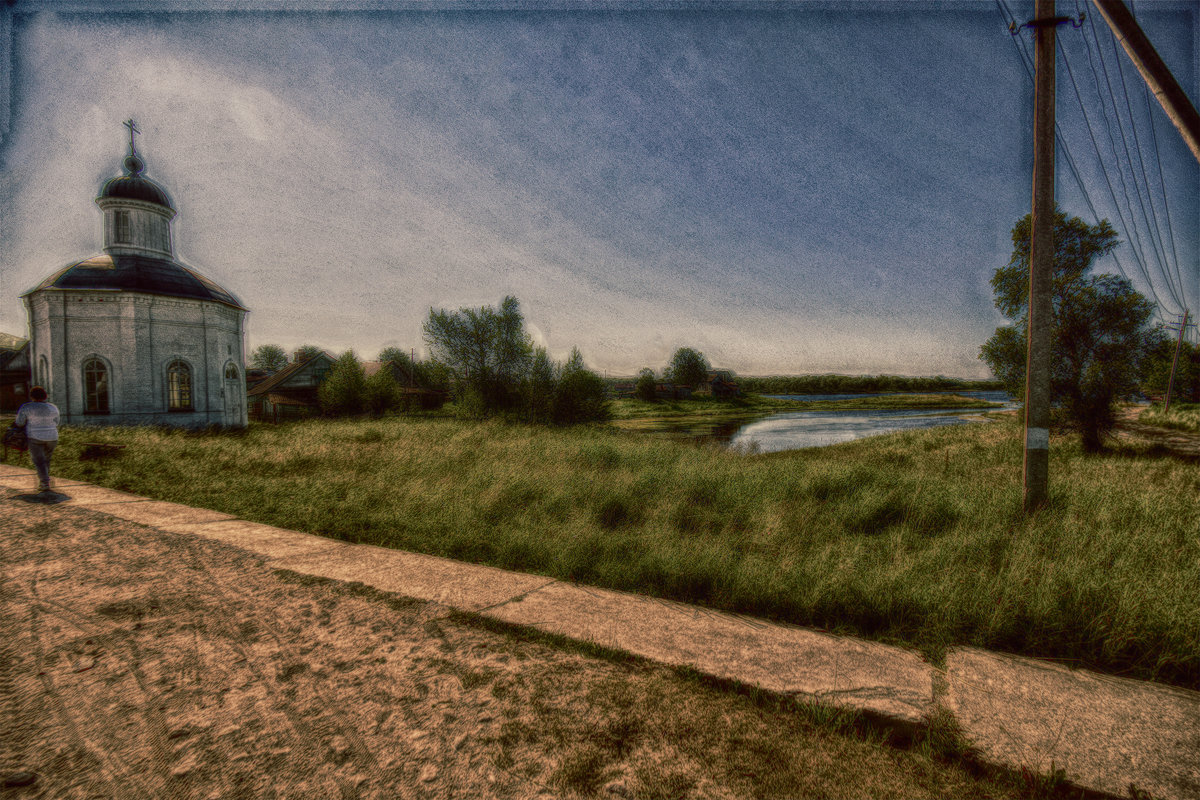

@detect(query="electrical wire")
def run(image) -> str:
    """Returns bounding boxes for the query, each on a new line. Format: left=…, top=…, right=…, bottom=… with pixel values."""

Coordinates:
left=1099, top=7, right=1187, bottom=306
left=996, top=0, right=1173, bottom=324
left=1129, top=0, right=1190, bottom=315
left=1080, top=8, right=1183, bottom=310
left=1060, top=35, right=1179, bottom=316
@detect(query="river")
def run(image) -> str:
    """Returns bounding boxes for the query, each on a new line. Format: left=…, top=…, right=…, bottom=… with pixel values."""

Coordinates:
left=725, top=391, right=1015, bottom=453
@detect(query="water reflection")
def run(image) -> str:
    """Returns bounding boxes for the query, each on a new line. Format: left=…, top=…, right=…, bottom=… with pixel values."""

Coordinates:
left=726, top=392, right=1014, bottom=453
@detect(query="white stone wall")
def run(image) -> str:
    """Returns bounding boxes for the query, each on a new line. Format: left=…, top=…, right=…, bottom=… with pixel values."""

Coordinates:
left=24, top=290, right=247, bottom=428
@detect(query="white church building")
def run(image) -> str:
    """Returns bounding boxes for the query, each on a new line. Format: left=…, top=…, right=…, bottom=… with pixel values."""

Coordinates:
left=21, top=126, right=249, bottom=428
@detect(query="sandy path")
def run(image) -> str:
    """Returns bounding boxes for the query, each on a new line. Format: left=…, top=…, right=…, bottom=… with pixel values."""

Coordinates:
left=1, top=491, right=1030, bottom=800
left=1113, top=406, right=1200, bottom=457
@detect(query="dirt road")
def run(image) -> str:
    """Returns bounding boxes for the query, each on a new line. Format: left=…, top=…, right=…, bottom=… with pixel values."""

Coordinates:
left=1, top=491, right=1048, bottom=799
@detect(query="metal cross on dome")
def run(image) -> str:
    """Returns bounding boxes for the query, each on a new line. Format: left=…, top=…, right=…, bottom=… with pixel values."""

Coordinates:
left=124, top=119, right=140, bottom=155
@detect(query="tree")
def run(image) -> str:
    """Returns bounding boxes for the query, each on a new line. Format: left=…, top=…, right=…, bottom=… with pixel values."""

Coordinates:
left=1142, top=335, right=1200, bottom=403
left=318, top=350, right=368, bottom=416
left=552, top=347, right=608, bottom=424
left=293, top=344, right=325, bottom=364
left=666, top=347, right=710, bottom=389
left=364, top=365, right=403, bottom=415
left=249, top=344, right=288, bottom=372
left=980, top=209, right=1159, bottom=452
left=526, top=346, right=557, bottom=423
left=635, top=368, right=658, bottom=402
left=423, top=296, right=533, bottom=416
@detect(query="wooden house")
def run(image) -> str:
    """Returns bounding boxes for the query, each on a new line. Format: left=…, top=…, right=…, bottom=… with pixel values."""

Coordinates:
left=246, top=351, right=335, bottom=422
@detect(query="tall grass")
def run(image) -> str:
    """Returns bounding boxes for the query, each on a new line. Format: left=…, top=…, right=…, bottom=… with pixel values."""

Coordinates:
left=1140, top=402, right=1200, bottom=434
left=41, top=415, right=1200, bottom=687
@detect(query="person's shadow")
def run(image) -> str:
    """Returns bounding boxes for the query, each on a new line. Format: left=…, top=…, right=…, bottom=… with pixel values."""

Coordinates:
left=15, top=490, right=69, bottom=504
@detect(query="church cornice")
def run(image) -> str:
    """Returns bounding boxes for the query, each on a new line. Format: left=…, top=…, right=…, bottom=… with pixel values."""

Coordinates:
left=25, top=286, right=246, bottom=315
left=95, top=196, right=178, bottom=221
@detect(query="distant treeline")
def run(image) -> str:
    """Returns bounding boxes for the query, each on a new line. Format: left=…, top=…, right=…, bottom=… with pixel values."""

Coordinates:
left=736, top=374, right=1005, bottom=396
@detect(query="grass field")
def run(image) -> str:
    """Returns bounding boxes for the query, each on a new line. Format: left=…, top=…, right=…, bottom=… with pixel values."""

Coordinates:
left=1140, top=401, right=1200, bottom=434
left=27, top=406, right=1200, bottom=688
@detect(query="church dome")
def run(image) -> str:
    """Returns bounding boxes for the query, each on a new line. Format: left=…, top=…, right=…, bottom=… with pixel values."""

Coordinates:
left=98, top=153, right=174, bottom=209
left=25, top=253, right=246, bottom=310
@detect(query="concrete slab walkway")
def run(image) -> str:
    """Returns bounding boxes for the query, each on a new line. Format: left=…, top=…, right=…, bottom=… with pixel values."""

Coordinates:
left=3, top=464, right=1198, bottom=800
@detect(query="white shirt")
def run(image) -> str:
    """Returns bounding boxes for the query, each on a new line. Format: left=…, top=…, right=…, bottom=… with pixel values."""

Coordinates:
left=15, top=401, right=60, bottom=441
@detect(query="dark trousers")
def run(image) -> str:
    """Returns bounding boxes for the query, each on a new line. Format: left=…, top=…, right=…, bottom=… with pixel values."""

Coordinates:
left=28, top=438, right=56, bottom=491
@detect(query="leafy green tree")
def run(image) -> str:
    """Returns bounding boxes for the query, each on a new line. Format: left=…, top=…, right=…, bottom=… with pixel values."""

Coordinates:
left=293, top=344, right=325, bottom=364
left=980, top=209, right=1159, bottom=452
left=249, top=344, right=288, bottom=372
left=1142, top=336, right=1200, bottom=403
left=635, top=368, right=658, bottom=402
left=318, top=350, right=368, bottom=416
left=364, top=364, right=403, bottom=415
left=378, top=346, right=436, bottom=390
left=552, top=348, right=608, bottom=424
left=666, top=347, right=711, bottom=389
left=423, top=296, right=533, bottom=415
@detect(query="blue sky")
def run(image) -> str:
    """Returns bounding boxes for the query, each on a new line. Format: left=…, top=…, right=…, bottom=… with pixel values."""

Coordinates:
left=1, top=1, right=1196, bottom=377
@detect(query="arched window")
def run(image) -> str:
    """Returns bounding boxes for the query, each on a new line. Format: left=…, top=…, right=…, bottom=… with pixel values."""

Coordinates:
left=224, top=364, right=239, bottom=381
left=167, top=360, right=193, bottom=411
left=83, top=359, right=110, bottom=414
left=38, top=355, right=48, bottom=386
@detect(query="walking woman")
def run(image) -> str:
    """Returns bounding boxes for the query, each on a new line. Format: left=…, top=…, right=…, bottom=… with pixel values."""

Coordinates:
left=15, top=386, right=59, bottom=493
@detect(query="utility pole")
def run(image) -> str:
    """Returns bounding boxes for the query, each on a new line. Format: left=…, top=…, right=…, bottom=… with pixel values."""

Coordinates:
left=1090, top=0, right=1200, bottom=165
left=1023, top=0, right=1061, bottom=513
left=1164, top=311, right=1192, bottom=415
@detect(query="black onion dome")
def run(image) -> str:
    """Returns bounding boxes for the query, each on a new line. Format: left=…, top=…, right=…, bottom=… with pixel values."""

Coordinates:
left=98, top=153, right=174, bottom=210
left=24, top=254, right=245, bottom=310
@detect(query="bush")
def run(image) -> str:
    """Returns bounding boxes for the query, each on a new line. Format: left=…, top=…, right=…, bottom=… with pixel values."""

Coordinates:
left=318, top=351, right=367, bottom=416
left=364, top=365, right=403, bottom=416
left=635, top=368, right=657, bottom=402
left=553, top=348, right=609, bottom=425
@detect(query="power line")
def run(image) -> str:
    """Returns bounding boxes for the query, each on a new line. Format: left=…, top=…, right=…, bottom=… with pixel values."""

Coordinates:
left=1129, top=0, right=1189, bottom=312
left=1081, top=10, right=1177, bottom=307
left=1059, top=35, right=1178, bottom=316
left=998, top=0, right=1173, bottom=323
left=1100, top=7, right=1187, bottom=306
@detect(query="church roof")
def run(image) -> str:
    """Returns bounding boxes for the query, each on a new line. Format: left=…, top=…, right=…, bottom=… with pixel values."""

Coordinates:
left=98, top=172, right=174, bottom=209
left=24, top=253, right=246, bottom=310
left=98, top=152, right=174, bottom=210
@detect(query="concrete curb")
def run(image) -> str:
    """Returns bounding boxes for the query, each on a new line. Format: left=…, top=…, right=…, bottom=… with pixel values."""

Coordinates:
left=4, top=467, right=1198, bottom=800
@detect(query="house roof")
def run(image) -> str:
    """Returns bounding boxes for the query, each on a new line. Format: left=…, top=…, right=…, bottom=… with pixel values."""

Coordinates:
left=24, top=253, right=245, bottom=310
left=0, top=333, right=27, bottom=352
left=265, top=393, right=317, bottom=408
left=362, top=359, right=415, bottom=384
left=247, top=352, right=334, bottom=397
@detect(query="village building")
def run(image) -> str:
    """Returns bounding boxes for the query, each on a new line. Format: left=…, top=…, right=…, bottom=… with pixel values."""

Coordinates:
left=0, top=333, right=31, bottom=413
left=246, top=351, right=335, bottom=423
left=20, top=123, right=248, bottom=428
left=362, top=358, right=448, bottom=410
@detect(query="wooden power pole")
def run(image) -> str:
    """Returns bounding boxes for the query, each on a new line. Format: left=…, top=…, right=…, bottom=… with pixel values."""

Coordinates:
left=1164, top=311, right=1191, bottom=415
left=1090, top=0, right=1200, bottom=165
left=1023, top=0, right=1059, bottom=513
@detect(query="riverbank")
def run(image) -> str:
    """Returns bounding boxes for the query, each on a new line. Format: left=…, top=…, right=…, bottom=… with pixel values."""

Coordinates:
left=16, top=411, right=1198, bottom=688
left=607, top=393, right=1003, bottom=438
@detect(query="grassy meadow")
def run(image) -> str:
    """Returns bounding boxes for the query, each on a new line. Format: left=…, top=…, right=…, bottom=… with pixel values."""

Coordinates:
left=29, top=407, right=1200, bottom=688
